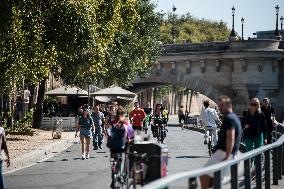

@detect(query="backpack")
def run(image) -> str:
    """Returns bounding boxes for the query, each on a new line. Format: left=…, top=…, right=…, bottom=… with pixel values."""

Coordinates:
left=108, top=122, right=126, bottom=150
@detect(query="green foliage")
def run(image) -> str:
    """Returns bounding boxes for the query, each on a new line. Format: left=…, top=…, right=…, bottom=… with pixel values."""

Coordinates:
left=160, top=12, right=230, bottom=43
left=156, top=86, right=170, bottom=100
left=100, top=0, right=162, bottom=86
left=5, top=109, right=34, bottom=135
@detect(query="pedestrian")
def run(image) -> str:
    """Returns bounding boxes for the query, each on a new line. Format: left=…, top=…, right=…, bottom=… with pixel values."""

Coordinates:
left=91, top=105, right=105, bottom=150
left=75, top=108, right=94, bottom=160
left=14, top=96, right=23, bottom=121
left=129, top=102, right=146, bottom=132
left=177, top=105, right=185, bottom=124
left=200, top=96, right=241, bottom=189
left=0, top=119, right=10, bottom=189
left=261, top=97, right=275, bottom=144
left=242, top=97, right=267, bottom=151
left=200, top=100, right=221, bottom=146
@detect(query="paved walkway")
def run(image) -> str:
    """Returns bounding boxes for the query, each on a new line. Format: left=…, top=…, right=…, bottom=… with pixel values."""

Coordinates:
left=4, top=116, right=209, bottom=189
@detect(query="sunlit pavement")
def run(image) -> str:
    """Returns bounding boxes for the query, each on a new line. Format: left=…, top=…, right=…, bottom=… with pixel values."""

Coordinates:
left=4, top=116, right=208, bottom=189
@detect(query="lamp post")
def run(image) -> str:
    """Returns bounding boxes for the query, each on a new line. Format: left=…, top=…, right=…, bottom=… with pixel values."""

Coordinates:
left=230, top=6, right=236, bottom=37
left=274, top=5, right=281, bottom=38
left=241, top=17, right=244, bottom=40
left=280, top=16, right=284, bottom=31
left=171, top=5, right=177, bottom=43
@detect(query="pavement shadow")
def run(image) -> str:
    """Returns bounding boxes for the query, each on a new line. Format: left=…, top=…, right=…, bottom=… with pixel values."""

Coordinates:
left=176, top=155, right=208, bottom=159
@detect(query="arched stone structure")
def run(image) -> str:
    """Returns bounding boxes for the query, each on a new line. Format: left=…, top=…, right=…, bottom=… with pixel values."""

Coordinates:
left=133, top=40, right=284, bottom=119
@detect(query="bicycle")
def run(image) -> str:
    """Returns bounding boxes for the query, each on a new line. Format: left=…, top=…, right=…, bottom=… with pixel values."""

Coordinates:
left=110, top=152, right=129, bottom=189
left=156, top=123, right=167, bottom=143
left=128, top=152, right=148, bottom=189
left=205, top=127, right=214, bottom=157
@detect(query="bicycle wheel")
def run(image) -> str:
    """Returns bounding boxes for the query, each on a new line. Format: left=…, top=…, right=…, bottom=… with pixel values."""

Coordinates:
left=208, top=140, right=212, bottom=156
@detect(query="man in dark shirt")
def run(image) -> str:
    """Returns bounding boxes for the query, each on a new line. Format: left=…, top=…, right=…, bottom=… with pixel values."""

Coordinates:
left=200, top=96, right=241, bottom=189
left=261, top=97, right=275, bottom=144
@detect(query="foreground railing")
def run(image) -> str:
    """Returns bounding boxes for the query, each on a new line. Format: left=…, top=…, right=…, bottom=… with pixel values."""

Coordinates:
left=143, top=123, right=284, bottom=189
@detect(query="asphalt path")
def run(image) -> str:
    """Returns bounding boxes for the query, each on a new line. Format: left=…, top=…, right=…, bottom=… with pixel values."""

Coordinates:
left=5, top=117, right=209, bottom=189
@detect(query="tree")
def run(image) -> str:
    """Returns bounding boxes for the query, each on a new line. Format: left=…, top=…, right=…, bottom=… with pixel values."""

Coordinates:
left=100, top=0, right=162, bottom=87
left=0, top=0, right=140, bottom=127
left=159, top=12, right=230, bottom=43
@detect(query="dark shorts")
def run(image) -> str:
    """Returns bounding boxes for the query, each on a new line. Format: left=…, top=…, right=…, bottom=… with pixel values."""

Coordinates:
left=132, top=125, right=142, bottom=131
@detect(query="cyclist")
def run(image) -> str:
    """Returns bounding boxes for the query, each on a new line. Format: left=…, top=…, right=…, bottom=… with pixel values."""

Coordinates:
left=151, top=104, right=167, bottom=142
left=163, top=106, right=169, bottom=123
left=129, top=102, right=146, bottom=132
left=143, top=102, right=152, bottom=133
left=200, top=100, right=221, bottom=146
left=107, top=106, right=134, bottom=188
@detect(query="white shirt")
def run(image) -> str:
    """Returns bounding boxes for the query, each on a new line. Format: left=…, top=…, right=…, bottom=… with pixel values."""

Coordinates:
left=200, top=107, right=219, bottom=127
left=24, top=90, right=31, bottom=103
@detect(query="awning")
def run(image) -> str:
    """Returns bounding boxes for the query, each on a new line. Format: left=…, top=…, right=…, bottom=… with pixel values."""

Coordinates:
left=91, top=86, right=136, bottom=99
left=45, top=86, right=88, bottom=96
left=95, top=96, right=116, bottom=102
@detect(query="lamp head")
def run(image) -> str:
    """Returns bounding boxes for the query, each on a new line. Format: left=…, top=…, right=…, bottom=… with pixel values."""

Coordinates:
left=275, top=5, right=280, bottom=14
left=232, top=6, right=235, bottom=14
left=173, top=5, right=177, bottom=12
left=241, top=17, right=244, bottom=24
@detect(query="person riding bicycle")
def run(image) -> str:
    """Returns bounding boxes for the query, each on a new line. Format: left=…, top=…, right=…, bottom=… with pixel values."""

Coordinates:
left=200, top=100, right=221, bottom=146
left=151, top=104, right=167, bottom=141
left=143, top=102, right=152, bottom=132
left=107, top=106, right=134, bottom=188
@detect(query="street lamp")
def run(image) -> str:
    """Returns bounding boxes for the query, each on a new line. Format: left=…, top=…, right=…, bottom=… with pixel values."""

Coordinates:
left=274, top=5, right=281, bottom=38
left=171, top=5, right=177, bottom=43
left=230, top=6, right=236, bottom=37
left=241, top=17, right=244, bottom=40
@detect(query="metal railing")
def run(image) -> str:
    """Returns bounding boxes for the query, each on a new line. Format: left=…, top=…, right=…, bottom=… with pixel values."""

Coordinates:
left=143, top=123, right=284, bottom=189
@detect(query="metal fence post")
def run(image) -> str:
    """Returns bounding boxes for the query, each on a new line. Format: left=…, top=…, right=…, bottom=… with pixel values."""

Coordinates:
left=214, top=171, right=221, bottom=189
left=278, top=146, right=282, bottom=180
left=273, top=147, right=278, bottom=185
left=255, top=154, right=262, bottom=189
left=231, top=164, right=238, bottom=189
left=265, top=150, right=271, bottom=189
left=282, top=144, right=284, bottom=176
left=188, top=177, right=197, bottom=189
left=244, top=159, right=251, bottom=189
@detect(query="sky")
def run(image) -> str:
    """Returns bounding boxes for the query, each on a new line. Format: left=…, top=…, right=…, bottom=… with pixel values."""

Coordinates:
left=152, top=0, right=284, bottom=39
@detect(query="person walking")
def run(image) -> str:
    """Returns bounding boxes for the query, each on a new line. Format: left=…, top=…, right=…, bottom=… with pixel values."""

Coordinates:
left=261, top=97, right=275, bottom=144
left=129, top=102, right=146, bottom=132
left=242, top=97, right=267, bottom=151
left=91, top=106, right=105, bottom=150
left=200, top=100, right=221, bottom=146
left=75, top=108, right=94, bottom=160
left=200, top=96, right=241, bottom=189
left=0, top=119, right=10, bottom=189
left=178, top=106, right=185, bottom=124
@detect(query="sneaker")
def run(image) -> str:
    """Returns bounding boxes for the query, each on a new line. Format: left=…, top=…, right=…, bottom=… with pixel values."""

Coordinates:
left=99, top=146, right=102, bottom=149
left=93, top=147, right=98, bottom=150
left=82, top=154, right=86, bottom=160
left=86, top=153, right=90, bottom=159
left=204, top=140, right=208, bottom=145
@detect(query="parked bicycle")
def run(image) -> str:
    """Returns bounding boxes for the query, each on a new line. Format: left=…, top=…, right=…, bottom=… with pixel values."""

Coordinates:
left=128, top=152, right=148, bottom=189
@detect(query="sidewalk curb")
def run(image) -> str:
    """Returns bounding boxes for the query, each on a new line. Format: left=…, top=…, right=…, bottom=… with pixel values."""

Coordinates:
left=4, top=137, right=78, bottom=174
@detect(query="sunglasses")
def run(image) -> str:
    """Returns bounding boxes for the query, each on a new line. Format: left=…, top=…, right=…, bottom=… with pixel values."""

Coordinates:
left=250, top=103, right=258, bottom=107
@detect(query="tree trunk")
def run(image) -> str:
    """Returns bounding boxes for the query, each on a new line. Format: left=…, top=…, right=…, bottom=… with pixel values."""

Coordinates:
left=188, top=90, right=194, bottom=113
left=32, top=79, right=46, bottom=128
left=186, top=91, right=189, bottom=111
